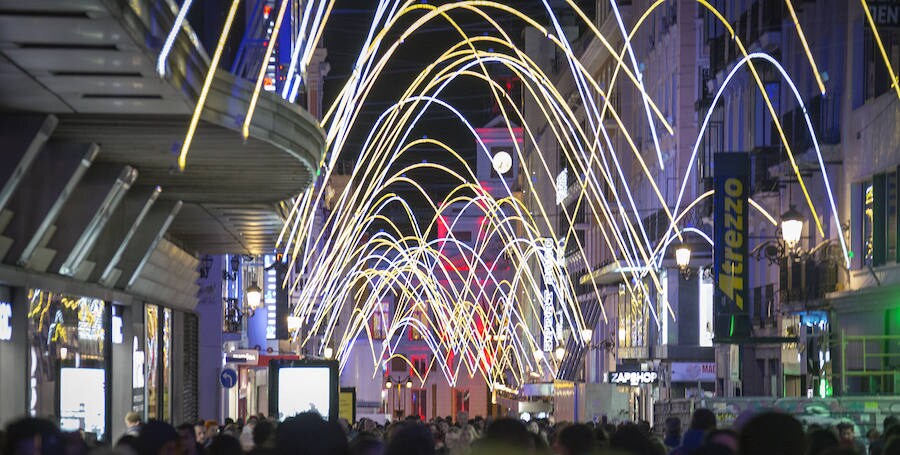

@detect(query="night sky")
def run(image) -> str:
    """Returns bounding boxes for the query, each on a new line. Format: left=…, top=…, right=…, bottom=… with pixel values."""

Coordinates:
left=321, top=0, right=594, bottom=230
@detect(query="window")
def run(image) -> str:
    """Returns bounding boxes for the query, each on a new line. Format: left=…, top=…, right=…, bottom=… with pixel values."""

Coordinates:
left=888, top=172, right=898, bottom=260
left=408, top=307, right=429, bottom=341
left=454, top=389, right=469, bottom=414
left=858, top=170, right=899, bottom=268
left=410, top=354, right=428, bottom=377
left=863, top=25, right=900, bottom=101
left=451, top=231, right=473, bottom=243
left=863, top=181, right=874, bottom=267
left=754, top=81, right=780, bottom=148
left=369, top=301, right=390, bottom=340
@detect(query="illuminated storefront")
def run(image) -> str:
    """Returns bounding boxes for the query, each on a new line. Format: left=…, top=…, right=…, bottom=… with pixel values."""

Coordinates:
left=26, top=289, right=110, bottom=441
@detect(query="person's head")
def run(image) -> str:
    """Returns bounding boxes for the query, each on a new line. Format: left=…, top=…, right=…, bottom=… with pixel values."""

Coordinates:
left=884, top=415, right=898, bottom=433
left=481, top=418, right=533, bottom=451
left=385, top=423, right=434, bottom=455
left=738, top=412, right=805, bottom=455
left=252, top=420, right=276, bottom=448
left=866, top=428, right=880, bottom=442
left=835, top=422, right=855, bottom=443
left=609, top=423, right=657, bottom=455
left=806, top=428, right=839, bottom=455
left=175, top=424, right=197, bottom=455
left=206, top=434, right=242, bottom=455
left=664, top=416, right=682, bottom=439
left=705, top=429, right=738, bottom=453
left=115, top=434, right=140, bottom=455
left=554, top=423, right=595, bottom=455
left=193, top=423, right=205, bottom=444
left=4, top=418, right=63, bottom=455
left=136, top=420, right=179, bottom=455
left=203, top=420, right=219, bottom=440
left=276, top=412, right=348, bottom=455
left=456, top=411, right=468, bottom=426
left=882, top=436, right=900, bottom=455
left=350, top=432, right=385, bottom=455
left=690, top=408, right=717, bottom=432
left=125, top=412, right=142, bottom=428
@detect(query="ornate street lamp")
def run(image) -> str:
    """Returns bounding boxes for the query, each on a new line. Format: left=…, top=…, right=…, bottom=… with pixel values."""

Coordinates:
left=781, top=206, right=804, bottom=250
left=245, top=279, right=262, bottom=315
left=580, top=328, right=593, bottom=344
left=675, top=242, right=692, bottom=279
left=554, top=346, right=566, bottom=361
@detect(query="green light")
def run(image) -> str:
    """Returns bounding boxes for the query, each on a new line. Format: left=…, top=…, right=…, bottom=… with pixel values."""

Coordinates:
left=729, top=315, right=735, bottom=337
left=848, top=250, right=855, bottom=259
left=316, top=168, right=321, bottom=176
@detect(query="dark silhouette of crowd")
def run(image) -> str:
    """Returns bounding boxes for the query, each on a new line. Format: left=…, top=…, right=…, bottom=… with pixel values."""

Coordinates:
left=2, top=409, right=898, bottom=455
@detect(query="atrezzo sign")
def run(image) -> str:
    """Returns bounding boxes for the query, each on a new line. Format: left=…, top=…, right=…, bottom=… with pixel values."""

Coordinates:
left=713, top=153, right=751, bottom=339
left=608, top=371, right=658, bottom=386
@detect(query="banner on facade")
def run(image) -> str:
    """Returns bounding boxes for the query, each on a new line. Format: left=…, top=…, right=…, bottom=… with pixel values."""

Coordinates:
left=671, top=362, right=716, bottom=382
left=713, top=153, right=751, bottom=340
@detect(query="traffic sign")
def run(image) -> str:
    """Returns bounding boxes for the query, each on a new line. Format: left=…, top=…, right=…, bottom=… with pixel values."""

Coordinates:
left=220, top=368, right=238, bottom=389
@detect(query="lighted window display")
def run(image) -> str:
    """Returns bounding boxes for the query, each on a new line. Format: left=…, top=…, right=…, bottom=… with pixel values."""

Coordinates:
left=162, top=307, right=173, bottom=422
left=26, top=289, right=107, bottom=434
left=864, top=182, right=874, bottom=267
left=145, top=304, right=159, bottom=420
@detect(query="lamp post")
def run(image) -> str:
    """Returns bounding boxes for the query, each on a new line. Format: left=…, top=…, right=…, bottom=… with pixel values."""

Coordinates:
left=384, top=375, right=413, bottom=419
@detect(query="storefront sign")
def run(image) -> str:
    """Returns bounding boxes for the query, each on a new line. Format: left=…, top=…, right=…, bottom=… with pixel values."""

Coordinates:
left=671, top=362, right=716, bottom=382
left=540, top=239, right=557, bottom=352
left=225, top=349, right=259, bottom=365
left=608, top=371, right=658, bottom=386
left=339, top=387, right=356, bottom=423
left=713, top=153, right=750, bottom=340
left=868, top=2, right=900, bottom=27
left=0, top=301, right=11, bottom=341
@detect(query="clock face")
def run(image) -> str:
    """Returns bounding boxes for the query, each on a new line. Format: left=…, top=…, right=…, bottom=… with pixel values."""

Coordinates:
left=492, top=150, right=512, bottom=175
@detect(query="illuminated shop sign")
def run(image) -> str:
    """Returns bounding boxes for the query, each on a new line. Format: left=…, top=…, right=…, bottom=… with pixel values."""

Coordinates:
left=607, top=371, right=658, bottom=386
left=671, top=362, right=716, bottom=382
left=713, top=153, right=750, bottom=339
left=0, top=301, right=11, bottom=341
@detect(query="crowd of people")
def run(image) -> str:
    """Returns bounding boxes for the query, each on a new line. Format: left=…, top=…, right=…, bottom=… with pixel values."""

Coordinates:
left=2, top=409, right=898, bottom=455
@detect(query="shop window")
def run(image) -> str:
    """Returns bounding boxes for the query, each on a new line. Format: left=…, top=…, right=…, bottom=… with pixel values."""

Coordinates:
left=411, top=389, right=427, bottom=421
left=162, top=308, right=173, bottom=422
left=27, top=289, right=108, bottom=440
left=145, top=304, right=159, bottom=420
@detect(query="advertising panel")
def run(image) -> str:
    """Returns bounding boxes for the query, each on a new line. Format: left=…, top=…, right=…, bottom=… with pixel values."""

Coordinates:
left=269, top=359, right=339, bottom=422
left=60, top=367, right=106, bottom=439
left=713, top=153, right=751, bottom=340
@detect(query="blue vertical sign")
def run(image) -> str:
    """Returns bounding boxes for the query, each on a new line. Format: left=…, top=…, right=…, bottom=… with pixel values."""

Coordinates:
left=713, top=153, right=751, bottom=340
